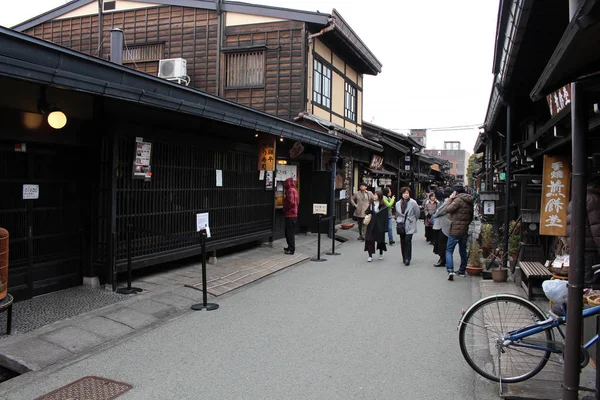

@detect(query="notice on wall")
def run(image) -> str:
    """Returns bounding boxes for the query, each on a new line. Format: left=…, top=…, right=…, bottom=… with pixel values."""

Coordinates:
left=133, top=137, right=152, bottom=180
left=275, top=164, right=297, bottom=182
left=483, top=200, right=495, bottom=215
left=539, top=155, right=570, bottom=236
left=216, top=170, right=223, bottom=187
left=259, top=170, right=265, bottom=181
left=23, top=184, right=39, bottom=200
left=196, top=212, right=211, bottom=238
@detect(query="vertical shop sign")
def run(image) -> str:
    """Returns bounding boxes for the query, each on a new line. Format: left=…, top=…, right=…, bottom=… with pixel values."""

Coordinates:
left=539, top=155, right=570, bottom=236
left=546, top=84, right=571, bottom=117
left=133, top=137, right=152, bottom=180
left=258, top=139, right=276, bottom=171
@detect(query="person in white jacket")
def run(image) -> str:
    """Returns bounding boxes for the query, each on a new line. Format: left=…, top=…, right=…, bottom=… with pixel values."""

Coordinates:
left=395, top=187, right=421, bottom=266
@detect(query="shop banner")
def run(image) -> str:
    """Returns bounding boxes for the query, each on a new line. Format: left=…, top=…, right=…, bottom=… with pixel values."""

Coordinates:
left=546, top=84, right=571, bottom=118
left=539, top=155, right=570, bottom=236
left=258, top=139, right=276, bottom=171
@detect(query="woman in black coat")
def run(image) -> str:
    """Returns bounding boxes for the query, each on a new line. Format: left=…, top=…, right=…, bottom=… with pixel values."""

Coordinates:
left=364, top=191, right=389, bottom=262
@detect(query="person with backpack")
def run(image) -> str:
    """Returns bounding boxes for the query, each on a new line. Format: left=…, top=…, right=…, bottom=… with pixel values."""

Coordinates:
left=444, top=183, right=474, bottom=280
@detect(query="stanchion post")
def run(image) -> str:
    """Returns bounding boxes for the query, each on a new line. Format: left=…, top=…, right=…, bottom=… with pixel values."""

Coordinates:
left=311, top=214, right=327, bottom=262
left=117, top=224, right=143, bottom=295
left=326, top=214, right=340, bottom=256
left=192, top=230, right=219, bottom=311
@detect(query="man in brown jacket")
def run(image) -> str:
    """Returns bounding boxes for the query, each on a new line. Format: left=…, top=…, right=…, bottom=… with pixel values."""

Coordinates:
left=350, top=182, right=373, bottom=241
left=444, top=183, right=474, bottom=281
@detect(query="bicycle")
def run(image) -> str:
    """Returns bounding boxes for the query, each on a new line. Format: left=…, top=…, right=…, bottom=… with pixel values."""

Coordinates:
left=457, top=293, right=599, bottom=386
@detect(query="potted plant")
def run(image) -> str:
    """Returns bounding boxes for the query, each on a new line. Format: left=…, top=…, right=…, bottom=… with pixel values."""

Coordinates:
left=492, top=266, right=508, bottom=282
left=508, top=233, right=520, bottom=261
left=481, top=224, right=495, bottom=257
left=466, top=241, right=483, bottom=276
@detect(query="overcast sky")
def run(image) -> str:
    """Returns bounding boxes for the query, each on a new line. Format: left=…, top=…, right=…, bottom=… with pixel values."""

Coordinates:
left=0, top=0, right=499, bottom=152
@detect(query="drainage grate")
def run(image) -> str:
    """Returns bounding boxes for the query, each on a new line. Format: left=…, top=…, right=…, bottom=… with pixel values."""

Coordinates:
left=34, top=376, right=132, bottom=400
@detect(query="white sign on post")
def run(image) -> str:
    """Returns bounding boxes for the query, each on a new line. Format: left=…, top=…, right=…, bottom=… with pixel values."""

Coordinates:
left=313, top=203, right=328, bottom=215
left=483, top=200, right=495, bottom=215
left=23, top=184, right=39, bottom=200
left=196, top=213, right=211, bottom=237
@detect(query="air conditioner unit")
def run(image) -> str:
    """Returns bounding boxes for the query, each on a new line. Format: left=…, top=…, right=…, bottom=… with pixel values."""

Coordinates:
left=158, top=58, right=187, bottom=79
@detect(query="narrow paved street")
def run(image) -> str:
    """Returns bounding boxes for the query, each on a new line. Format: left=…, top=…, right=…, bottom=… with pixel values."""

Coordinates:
left=1, top=232, right=499, bottom=400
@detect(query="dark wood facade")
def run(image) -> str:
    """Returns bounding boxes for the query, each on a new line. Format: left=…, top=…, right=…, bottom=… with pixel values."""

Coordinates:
left=25, top=6, right=220, bottom=95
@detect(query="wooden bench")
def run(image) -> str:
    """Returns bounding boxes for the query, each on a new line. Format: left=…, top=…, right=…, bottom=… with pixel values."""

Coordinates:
left=519, top=261, right=552, bottom=299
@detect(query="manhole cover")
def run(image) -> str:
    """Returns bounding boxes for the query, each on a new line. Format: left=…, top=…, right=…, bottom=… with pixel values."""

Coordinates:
left=34, top=376, right=132, bottom=400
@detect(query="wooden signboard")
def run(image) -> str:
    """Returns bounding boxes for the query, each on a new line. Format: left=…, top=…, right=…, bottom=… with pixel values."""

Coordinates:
left=258, top=139, right=276, bottom=171
left=539, top=155, right=570, bottom=236
left=369, top=155, right=384, bottom=170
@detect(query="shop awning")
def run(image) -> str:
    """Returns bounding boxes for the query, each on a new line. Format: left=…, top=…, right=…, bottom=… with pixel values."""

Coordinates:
left=367, top=168, right=396, bottom=176
left=0, top=27, right=341, bottom=151
left=530, top=0, right=600, bottom=100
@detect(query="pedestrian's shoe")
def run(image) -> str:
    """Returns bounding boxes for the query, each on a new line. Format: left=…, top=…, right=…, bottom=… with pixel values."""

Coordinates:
left=456, top=271, right=466, bottom=277
left=284, top=249, right=295, bottom=255
left=284, top=247, right=289, bottom=252
left=367, top=257, right=373, bottom=262
left=404, top=259, right=410, bottom=266
left=447, top=271, right=455, bottom=281
left=378, top=254, right=384, bottom=260
left=389, top=240, right=395, bottom=245
left=433, top=259, right=444, bottom=267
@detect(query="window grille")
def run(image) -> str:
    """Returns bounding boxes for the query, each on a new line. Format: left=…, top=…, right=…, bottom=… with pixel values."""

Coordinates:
left=313, top=59, right=331, bottom=108
left=344, top=81, right=357, bottom=121
left=226, top=52, right=265, bottom=88
left=123, top=43, right=165, bottom=63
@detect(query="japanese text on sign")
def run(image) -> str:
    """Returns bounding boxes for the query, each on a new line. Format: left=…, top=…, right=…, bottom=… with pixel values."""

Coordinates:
left=258, top=139, right=276, bottom=171
left=196, top=213, right=211, bottom=238
left=23, top=184, right=39, bottom=200
left=546, top=84, right=571, bottom=117
left=313, top=203, right=328, bottom=215
left=369, top=155, right=384, bottom=170
left=540, top=155, right=570, bottom=236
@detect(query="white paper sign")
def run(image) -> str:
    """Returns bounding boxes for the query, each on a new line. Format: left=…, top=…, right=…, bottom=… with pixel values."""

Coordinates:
left=339, top=190, right=346, bottom=200
left=216, top=170, right=223, bottom=187
left=259, top=170, right=265, bottom=181
left=275, top=164, right=298, bottom=182
left=196, top=213, right=211, bottom=237
left=23, top=184, right=39, bottom=200
left=483, top=200, right=495, bottom=215
left=313, top=203, right=328, bottom=215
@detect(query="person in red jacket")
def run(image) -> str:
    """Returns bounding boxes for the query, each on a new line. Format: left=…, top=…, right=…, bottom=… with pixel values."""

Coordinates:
left=283, top=177, right=299, bottom=255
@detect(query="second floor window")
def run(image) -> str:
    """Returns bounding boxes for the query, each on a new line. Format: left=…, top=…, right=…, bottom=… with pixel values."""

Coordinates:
left=344, top=81, right=357, bottom=122
left=313, top=59, right=331, bottom=108
left=226, top=51, right=264, bottom=88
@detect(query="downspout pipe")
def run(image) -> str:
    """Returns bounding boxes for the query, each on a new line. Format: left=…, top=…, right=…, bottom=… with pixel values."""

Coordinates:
left=563, top=2, right=586, bottom=398
left=215, top=0, right=223, bottom=96
left=503, top=102, right=511, bottom=269
left=563, top=76, right=588, bottom=400
left=308, top=22, right=335, bottom=40
left=329, top=140, right=342, bottom=237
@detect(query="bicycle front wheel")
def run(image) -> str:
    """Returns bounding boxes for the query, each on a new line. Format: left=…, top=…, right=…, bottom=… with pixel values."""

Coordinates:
left=458, top=294, right=553, bottom=383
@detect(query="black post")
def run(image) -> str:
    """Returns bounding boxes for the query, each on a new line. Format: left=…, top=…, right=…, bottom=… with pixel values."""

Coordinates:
left=563, top=82, right=587, bottom=400
left=117, top=225, right=142, bottom=294
left=311, top=214, right=327, bottom=262
left=192, top=230, right=219, bottom=311
left=503, top=103, right=512, bottom=269
left=326, top=213, right=340, bottom=256
left=596, top=314, right=600, bottom=400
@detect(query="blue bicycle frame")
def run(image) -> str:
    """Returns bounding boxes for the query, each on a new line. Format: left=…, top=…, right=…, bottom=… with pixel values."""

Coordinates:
left=504, top=304, right=600, bottom=354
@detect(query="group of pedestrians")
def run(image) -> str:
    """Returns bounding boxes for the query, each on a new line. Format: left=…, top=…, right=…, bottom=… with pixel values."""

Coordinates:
left=350, top=181, right=474, bottom=281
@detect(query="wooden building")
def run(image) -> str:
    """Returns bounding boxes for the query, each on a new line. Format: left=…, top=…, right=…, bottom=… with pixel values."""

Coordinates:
left=13, top=0, right=384, bottom=235
left=0, top=27, right=340, bottom=300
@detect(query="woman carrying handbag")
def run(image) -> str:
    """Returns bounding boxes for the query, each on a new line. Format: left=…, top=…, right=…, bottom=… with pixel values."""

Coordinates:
left=364, top=191, right=389, bottom=262
left=395, top=187, right=421, bottom=266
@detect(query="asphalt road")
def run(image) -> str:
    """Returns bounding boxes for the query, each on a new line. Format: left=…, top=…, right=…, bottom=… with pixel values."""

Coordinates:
left=1, top=231, right=501, bottom=400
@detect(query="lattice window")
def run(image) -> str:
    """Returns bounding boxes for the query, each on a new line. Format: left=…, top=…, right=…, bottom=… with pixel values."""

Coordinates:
left=123, top=43, right=165, bottom=63
left=313, top=59, right=331, bottom=108
left=225, top=52, right=265, bottom=88
left=344, top=81, right=357, bottom=121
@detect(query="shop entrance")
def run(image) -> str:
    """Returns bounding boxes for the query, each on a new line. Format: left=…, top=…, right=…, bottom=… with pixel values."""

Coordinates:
left=0, top=143, right=86, bottom=301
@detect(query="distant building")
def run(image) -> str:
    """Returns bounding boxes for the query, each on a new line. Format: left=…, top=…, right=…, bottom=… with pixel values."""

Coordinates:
left=424, top=141, right=471, bottom=183
left=409, top=129, right=427, bottom=150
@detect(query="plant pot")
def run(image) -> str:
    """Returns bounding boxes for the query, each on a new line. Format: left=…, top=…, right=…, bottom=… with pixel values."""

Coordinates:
left=482, top=270, right=493, bottom=280
left=466, top=266, right=483, bottom=276
left=492, top=268, right=508, bottom=283
left=341, top=223, right=355, bottom=230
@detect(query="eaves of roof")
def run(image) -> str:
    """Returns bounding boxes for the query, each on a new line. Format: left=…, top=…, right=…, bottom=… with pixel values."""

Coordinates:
left=12, top=0, right=330, bottom=31
left=362, top=121, right=423, bottom=150
left=296, top=113, right=383, bottom=152
left=0, top=27, right=340, bottom=150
